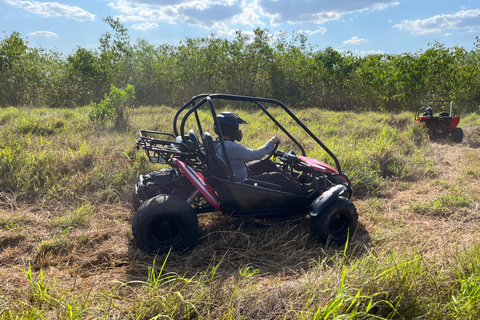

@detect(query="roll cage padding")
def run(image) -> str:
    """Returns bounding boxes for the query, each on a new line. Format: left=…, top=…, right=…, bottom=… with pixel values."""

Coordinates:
left=202, top=132, right=230, bottom=180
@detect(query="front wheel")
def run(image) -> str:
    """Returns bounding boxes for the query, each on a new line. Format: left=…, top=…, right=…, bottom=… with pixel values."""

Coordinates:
left=132, top=194, right=198, bottom=254
left=310, top=197, right=358, bottom=246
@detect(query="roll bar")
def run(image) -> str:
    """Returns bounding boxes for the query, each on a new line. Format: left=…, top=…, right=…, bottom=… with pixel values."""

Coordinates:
left=172, top=94, right=343, bottom=176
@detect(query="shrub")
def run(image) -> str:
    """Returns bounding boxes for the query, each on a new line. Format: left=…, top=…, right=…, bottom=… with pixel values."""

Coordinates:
left=88, top=84, right=135, bottom=129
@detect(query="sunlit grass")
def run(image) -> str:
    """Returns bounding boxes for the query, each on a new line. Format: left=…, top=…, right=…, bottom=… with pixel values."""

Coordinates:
left=0, top=213, right=27, bottom=231
left=0, top=105, right=432, bottom=204
left=1, top=105, right=480, bottom=319
left=4, top=243, right=480, bottom=319
left=52, top=202, right=95, bottom=229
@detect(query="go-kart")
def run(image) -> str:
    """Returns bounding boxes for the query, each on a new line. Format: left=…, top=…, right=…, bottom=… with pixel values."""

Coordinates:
left=414, top=101, right=463, bottom=143
left=132, top=94, right=358, bottom=254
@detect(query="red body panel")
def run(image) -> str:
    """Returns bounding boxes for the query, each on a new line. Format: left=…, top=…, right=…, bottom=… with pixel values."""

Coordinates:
left=172, top=158, right=221, bottom=211
left=450, top=117, right=460, bottom=133
left=298, top=156, right=339, bottom=174
left=415, top=116, right=460, bottom=134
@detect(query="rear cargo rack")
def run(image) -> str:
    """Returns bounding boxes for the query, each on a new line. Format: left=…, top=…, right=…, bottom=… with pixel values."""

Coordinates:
left=136, top=130, right=197, bottom=164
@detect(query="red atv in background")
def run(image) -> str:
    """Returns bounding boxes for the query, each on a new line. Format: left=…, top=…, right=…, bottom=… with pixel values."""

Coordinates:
left=414, top=101, right=463, bottom=143
left=132, top=94, right=358, bottom=254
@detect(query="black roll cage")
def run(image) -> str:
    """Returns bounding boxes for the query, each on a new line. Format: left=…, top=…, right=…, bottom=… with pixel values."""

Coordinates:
left=415, top=101, right=457, bottom=119
left=172, top=94, right=343, bottom=183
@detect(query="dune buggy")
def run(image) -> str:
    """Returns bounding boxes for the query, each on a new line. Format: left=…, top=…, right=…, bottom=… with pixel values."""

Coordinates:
left=414, top=101, right=463, bottom=143
left=132, top=94, right=358, bottom=254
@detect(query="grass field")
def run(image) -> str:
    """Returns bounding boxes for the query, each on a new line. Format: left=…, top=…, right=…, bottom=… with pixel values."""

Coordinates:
left=1, top=104, right=480, bottom=319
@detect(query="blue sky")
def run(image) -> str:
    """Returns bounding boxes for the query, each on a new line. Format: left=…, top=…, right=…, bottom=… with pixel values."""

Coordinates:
left=1, top=0, right=479, bottom=56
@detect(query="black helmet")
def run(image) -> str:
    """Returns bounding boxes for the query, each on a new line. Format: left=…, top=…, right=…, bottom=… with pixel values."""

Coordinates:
left=424, top=107, right=434, bottom=117
left=214, top=111, right=247, bottom=142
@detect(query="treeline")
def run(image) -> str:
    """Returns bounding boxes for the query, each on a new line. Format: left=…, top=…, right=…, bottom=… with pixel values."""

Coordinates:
left=1, top=17, right=480, bottom=112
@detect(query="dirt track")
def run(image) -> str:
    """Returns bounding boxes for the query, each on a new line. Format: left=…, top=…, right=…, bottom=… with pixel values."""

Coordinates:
left=355, top=140, right=480, bottom=259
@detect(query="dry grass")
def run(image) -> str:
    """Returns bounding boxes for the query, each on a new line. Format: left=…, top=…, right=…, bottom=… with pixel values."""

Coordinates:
left=358, top=141, right=480, bottom=255
left=1, top=106, right=480, bottom=318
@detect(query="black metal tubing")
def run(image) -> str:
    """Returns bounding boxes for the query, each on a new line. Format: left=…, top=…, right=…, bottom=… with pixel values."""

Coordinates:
left=173, top=94, right=210, bottom=137
left=139, top=130, right=177, bottom=142
left=176, top=96, right=236, bottom=182
left=172, top=93, right=343, bottom=174
left=254, top=101, right=306, bottom=156
left=416, top=101, right=457, bottom=119
left=415, top=102, right=427, bottom=119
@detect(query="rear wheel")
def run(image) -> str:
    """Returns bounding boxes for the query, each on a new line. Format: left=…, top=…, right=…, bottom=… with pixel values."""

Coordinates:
left=451, top=127, right=463, bottom=143
left=310, top=197, right=358, bottom=246
left=132, top=194, right=198, bottom=254
left=131, top=187, right=163, bottom=212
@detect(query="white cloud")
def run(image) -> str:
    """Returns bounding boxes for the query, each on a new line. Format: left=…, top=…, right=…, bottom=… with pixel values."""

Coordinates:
left=29, top=31, right=58, bottom=37
left=337, top=48, right=385, bottom=56
left=363, top=49, right=384, bottom=55
left=393, top=9, right=480, bottom=35
left=109, top=0, right=249, bottom=29
left=127, top=0, right=186, bottom=5
left=296, top=27, right=327, bottom=36
left=109, top=1, right=176, bottom=23
left=257, top=0, right=399, bottom=25
left=343, top=36, right=367, bottom=45
left=215, top=28, right=237, bottom=37
left=230, top=0, right=263, bottom=27
left=177, top=2, right=242, bottom=28
left=109, top=0, right=400, bottom=31
left=216, top=28, right=256, bottom=39
left=5, top=0, right=95, bottom=21
left=131, top=22, right=159, bottom=30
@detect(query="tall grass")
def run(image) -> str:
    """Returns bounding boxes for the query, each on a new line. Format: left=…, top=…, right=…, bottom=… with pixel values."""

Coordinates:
left=4, top=243, right=480, bottom=319
left=1, top=105, right=480, bottom=319
left=0, top=105, right=429, bottom=205
left=0, top=107, right=156, bottom=205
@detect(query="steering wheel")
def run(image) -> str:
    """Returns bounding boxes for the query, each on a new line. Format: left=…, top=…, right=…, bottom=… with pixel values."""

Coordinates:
left=263, top=142, right=279, bottom=161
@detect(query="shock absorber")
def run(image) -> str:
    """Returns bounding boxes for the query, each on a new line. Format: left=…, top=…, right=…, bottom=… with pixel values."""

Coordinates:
left=186, top=189, right=201, bottom=204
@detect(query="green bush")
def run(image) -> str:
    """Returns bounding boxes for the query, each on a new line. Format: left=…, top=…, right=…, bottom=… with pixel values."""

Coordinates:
left=88, top=84, right=135, bottom=129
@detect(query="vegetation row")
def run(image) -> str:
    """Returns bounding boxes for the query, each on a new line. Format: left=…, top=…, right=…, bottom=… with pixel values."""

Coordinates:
left=1, top=17, right=480, bottom=113
left=0, top=105, right=443, bottom=204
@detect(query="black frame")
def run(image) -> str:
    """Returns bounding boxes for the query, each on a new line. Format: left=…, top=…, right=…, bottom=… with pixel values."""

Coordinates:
left=414, top=101, right=457, bottom=119
left=138, top=94, right=351, bottom=217
left=172, top=94, right=344, bottom=181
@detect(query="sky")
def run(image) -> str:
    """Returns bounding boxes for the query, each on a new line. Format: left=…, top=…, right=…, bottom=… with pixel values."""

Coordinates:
left=1, top=0, right=479, bottom=56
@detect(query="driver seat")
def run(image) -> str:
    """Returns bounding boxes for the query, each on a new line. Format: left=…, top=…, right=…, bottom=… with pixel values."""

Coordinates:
left=202, top=132, right=230, bottom=180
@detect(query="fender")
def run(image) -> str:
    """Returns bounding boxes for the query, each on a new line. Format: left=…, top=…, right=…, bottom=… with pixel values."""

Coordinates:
left=309, top=184, right=347, bottom=217
left=450, top=117, right=460, bottom=133
left=172, top=158, right=221, bottom=211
